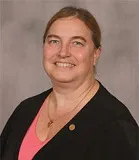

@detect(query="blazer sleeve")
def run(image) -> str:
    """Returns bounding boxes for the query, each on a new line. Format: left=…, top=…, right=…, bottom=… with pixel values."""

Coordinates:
left=0, top=102, right=22, bottom=157
left=87, top=120, right=139, bottom=160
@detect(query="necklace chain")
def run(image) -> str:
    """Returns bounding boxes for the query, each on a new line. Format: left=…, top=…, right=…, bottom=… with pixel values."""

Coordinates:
left=47, top=81, right=96, bottom=127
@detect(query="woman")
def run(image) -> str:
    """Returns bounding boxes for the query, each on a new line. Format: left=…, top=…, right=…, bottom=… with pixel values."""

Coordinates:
left=1, top=6, right=139, bottom=160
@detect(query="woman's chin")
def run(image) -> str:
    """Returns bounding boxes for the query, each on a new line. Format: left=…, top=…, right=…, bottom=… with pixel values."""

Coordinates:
left=51, top=75, right=75, bottom=84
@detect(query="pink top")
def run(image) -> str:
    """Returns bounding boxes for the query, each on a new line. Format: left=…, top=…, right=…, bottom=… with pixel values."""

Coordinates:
left=18, top=101, right=49, bottom=160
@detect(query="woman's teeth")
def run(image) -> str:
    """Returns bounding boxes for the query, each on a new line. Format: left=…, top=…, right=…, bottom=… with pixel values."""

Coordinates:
left=55, top=62, right=74, bottom=67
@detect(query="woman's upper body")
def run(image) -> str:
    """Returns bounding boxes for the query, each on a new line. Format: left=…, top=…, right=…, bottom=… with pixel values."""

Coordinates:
left=1, top=6, right=139, bottom=160
left=1, top=82, right=139, bottom=160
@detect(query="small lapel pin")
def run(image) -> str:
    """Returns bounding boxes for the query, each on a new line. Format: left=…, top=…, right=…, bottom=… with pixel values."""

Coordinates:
left=69, top=124, right=76, bottom=131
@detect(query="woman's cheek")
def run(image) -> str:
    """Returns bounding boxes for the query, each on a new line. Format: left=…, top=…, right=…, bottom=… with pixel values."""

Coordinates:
left=70, top=47, right=86, bottom=59
left=44, top=45, right=61, bottom=57
left=44, top=48, right=54, bottom=59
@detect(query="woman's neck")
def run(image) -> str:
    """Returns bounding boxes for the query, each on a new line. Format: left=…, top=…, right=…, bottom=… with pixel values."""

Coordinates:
left=49, top=76, right=98, bottom=113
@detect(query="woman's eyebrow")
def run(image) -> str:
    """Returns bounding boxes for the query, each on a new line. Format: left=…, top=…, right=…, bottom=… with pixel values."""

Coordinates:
left=46, top=35, right=87, bottom=42
left=71, top=36, right=87, bottom=42
left=47, top=34, right=60, bottom=39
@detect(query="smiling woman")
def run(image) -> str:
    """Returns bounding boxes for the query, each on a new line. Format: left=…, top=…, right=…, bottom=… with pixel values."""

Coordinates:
left=0, top=6, right=139, bottom=160
left=43, top=17, right=100, bottom=85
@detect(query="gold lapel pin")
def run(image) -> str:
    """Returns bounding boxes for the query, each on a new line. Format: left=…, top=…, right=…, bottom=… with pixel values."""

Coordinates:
left=69, top=124, right=76, bottom=131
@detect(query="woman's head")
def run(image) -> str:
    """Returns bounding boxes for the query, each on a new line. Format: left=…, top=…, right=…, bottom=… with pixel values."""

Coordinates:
left=43, top=6, right=101, bottom=85
left=43, top=6, right=101, bottom=49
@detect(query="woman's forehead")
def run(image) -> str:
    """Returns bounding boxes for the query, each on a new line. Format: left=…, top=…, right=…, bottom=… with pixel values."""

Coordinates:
left=47, top=17, right=92, bottom=39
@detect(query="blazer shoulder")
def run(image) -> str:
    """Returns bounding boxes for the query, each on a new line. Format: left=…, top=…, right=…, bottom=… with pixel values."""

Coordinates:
left=94, top=83, right=137, bottom=125
left=21, top=88, right=52, bottom=105
left=12, top=88, right=52, bottom=115
left=1, top=88, right=52, bottom=136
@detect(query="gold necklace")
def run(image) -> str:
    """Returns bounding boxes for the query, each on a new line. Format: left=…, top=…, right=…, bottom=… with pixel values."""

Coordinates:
left=47, top=81, right=96, bottom=128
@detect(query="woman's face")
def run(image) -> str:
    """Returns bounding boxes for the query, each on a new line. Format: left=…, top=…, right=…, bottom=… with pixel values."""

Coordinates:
left=43, top=17, right=101, bottom=84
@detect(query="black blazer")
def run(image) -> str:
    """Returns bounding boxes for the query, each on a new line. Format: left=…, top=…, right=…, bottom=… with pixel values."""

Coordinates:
left=1, top=83, right=139, bottom=160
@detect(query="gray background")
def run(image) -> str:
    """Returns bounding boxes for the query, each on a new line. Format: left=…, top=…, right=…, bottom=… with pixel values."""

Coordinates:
left=0, top=0, right=139, bottom=133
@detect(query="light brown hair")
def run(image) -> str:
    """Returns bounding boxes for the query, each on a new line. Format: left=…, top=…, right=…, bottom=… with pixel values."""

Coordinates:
left=43, top=6, right=101, bottom=49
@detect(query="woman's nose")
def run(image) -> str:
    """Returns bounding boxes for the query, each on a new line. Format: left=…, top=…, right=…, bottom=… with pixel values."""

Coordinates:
left=57, top=43, right=71, bottom=58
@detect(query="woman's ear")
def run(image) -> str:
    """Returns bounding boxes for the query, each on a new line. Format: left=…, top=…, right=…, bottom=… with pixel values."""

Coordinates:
left=93, top=47, right=101, bottom=66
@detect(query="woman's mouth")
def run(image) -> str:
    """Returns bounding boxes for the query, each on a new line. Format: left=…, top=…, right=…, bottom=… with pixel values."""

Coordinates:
left=55, top=62, right=75, bottom=67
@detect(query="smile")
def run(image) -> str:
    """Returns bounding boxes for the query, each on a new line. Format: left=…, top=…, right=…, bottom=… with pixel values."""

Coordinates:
left=55, top=62, right=75, bottom=67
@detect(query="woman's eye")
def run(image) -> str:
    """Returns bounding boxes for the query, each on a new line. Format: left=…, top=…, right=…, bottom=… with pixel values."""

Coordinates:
left=73, top=41, right=84, bottom=46
left=49, top=40, right=60, bottom=44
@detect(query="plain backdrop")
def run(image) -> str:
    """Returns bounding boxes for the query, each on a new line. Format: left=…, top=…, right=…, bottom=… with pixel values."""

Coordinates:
left=0, top=0, right=139, bottom=133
